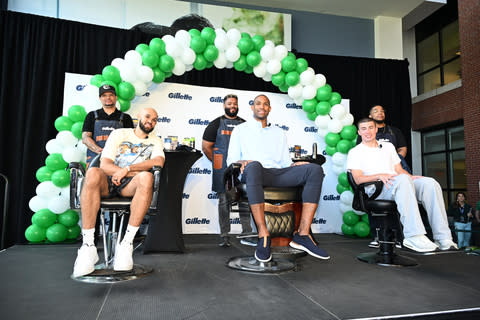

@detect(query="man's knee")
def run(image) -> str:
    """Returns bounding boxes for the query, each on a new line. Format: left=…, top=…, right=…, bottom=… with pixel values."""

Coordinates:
left=136, top=171, right=154, bottom=188
left=83, top=168, right=106, bottom=189
left=243, top=161, right=263, bottom=182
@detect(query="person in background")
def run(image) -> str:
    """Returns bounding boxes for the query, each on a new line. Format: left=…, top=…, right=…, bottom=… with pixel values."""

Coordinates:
left=448, top=192, right=473, bottom=249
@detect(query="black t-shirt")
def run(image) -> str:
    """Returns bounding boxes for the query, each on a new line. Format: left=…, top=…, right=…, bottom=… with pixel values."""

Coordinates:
left=82, top=108, right=134, bottom=133
left=202, top=115, right=245, bottom=142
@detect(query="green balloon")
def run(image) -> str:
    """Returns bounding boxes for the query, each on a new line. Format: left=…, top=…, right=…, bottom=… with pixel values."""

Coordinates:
left=246, top=51, right=261, bottom=67
left=46, top=223, right=68, bottom=243
left=244, top=65, right=253, bottom=74
left=159, top=54, right=175, bottom=73
left=329, top=92, right=342, bottom=105
left=325, top=145, right=337, bottom=156
left=336, top=183, right=350, bottom=194
left=36, top=166, right=53, bottom=182
left=164, top=71, right=173, bottom=78
left=32, top=209, right=57, bottom=228
left=190, top=35, right=207, bottom=54
left=271, top=71, right=286, bottom=87
left=233, top=55, right=247, bottom=72
left=135, top=43, right=150, bottom=55
left=341, top=223, right=355, bottom=236
left=287, top=52, right=296, bottom=59
left=206, top=61, right=214, bottom=69
left=117, top=97, right=131, bottom=112
left=149, top=38, right=166, bottom=55
left=71, top=121, right=83, bottom=139
left=336, top=139, right=352, bottom=154
left=302, top=99, right=317, bottom=113
left=188, top=28, right=201, bottom=37
left=200, top=27, right=216, bottom=44
left=51, top=169, right=70, bottom=187
left=343, top=211, right=360, bottom=226
left=325, top=132, right=341, bottom=147
left=306, top=111, right=318, bottom=121
left=68, top=105, right=87, bottom=122
left=241, top=32, right=251, bottom=39
left=25, top=224, right=46, bottom=242
left=279, top=83, right=289, bottom=93
left=340, top=125, right=357, bottom=140
left=237, top=37, right=254, bottom=55
left=338, top=172, right=350, bottom=188
left=58, top=209, right=79, bottom=227
left=45, top=153, right=68, bottom=171
left=90, top=74, right=104, bottom=87
left=193, top=54, right=207, bottom=71
left=66, top=224, right=81, bottom=240
left=117, top=81, right=135, bottom=101
left=102, top=65, right=121, bottom=84
left=354, top=221, right=370, bottom=238
left=296, top=58, right=308, bottom=74
left=142, top=50, right=159, bottom=68
left=252, top=35, right=265, bottom=51
left=316, top=84, right=333, bottom=101
left=54, top=116, right=73, bottom=132
left=152, top=67, right=166, bottom=84
left=285, top=71, right=300, bottom=86
left=316, top=101, right=331, bottom=115
left=361, top=214, right=369, bottom=224
left=281, top=56, right=296, bottom=73
left=203, top=45, right=219, bottom=62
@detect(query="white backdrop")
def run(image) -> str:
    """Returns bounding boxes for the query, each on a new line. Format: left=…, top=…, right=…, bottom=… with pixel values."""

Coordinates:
left=63, top=72, right=349, bottom=234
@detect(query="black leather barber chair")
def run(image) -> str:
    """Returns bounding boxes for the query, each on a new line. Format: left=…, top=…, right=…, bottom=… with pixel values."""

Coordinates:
left=69, top=155, right=162, bottom=283
left=347, top=171, right=417, bottom=267
left=224, top=158, right=324, bottom=274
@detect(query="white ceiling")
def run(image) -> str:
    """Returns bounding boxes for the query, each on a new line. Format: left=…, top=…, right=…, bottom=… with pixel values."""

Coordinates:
left=209, top=0, right=443, bottom=20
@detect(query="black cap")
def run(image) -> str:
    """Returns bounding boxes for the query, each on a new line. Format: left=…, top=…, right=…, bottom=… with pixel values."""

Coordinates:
left=99, top=84, right=116, bottom=96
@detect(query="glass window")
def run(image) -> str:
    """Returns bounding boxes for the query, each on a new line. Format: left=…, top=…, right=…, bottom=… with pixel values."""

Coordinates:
left=443, top=58, right=461, bottom=85
left=449, top=150, right=466, bottom=189
left=422, top=130, right=445, bottom=153
left=417, top=34, right=440, bottom=73
left=442, top=20, right=460, bottom=61
left=418, top=68, right=441, bottom=94
left=448, top=126, right=465, bottom=149
left=423, top=153, right=447, bottom=188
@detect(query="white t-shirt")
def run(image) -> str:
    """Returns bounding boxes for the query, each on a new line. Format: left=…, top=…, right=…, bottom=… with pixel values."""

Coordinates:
left=346, top=141, right=400, bottom=175
left=101, top=128, right=165, bottom=168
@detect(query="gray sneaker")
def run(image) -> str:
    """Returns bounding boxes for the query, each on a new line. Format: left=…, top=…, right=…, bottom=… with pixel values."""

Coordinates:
left=240, top=237, right=258, bottom=247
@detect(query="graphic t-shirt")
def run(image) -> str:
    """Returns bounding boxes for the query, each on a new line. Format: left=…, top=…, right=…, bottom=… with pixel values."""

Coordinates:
left=101, top=128, right=165, bottom=168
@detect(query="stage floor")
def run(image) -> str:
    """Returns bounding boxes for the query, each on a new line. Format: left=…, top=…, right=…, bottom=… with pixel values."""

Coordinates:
left=1, top=234, right=479, bottom=320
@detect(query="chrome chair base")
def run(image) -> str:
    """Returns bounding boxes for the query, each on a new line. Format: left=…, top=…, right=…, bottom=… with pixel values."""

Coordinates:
left=357, top=252, right=418, bottom=267
left=71, top=263, right=153, bottom=284
left=226, top=256, right=296, bottom=274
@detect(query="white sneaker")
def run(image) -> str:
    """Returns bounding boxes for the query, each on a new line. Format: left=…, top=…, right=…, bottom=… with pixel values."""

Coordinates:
left=368, top=240, right=379, bottom=248
left=435, top=239, right=458, bottom=251
left=403, top=235, right=438, bottom=252
left=73, top=244, right=99, bottom=277
left=113, top=242, right=133, bottom=271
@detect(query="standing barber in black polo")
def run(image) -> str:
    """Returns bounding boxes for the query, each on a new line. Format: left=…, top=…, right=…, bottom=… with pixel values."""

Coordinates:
left=82, top=84, right=134, bottom=166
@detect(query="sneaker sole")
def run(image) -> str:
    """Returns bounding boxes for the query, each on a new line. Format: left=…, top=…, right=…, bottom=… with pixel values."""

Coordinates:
left=254, top=251, right=272, bottom=263
left=368, top=244, right=380, bottom=248
left=289, top=241, right=330, bottom=260
left=402, top=242, right=437, bottom=253
left=240, top=240, right=257, bottom=247
left=73, top=253, right=99, bottom=278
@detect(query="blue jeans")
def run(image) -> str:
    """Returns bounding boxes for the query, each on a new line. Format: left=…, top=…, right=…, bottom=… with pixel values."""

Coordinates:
left=454, top=221, right=472, bottom=248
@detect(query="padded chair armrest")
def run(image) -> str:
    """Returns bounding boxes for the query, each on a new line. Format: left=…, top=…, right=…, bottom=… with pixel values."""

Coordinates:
left=223, top=163, right=241, bottom=189
left=357, top=180, right=384, bottom=200
left=68, top=162, right=85, bottom=175
left=149, top=166, right=162, bottom=210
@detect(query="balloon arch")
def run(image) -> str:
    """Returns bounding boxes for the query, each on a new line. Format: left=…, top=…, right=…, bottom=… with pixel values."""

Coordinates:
left=25, top=27, right=370, bottom=243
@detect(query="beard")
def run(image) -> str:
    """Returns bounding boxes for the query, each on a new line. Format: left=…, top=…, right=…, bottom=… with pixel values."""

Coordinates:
left=224, top=107, right=238, bottom=117
left=139, top=121, right=154, bottom=134
left=372, top=118, right=385, bottom=125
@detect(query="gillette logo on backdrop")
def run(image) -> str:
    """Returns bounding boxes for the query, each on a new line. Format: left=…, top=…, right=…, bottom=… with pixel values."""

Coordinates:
left=210, top=96, right=223, bottom=103
left=182, top=193, right=190, bottom=199
left=304, top=126, right=318, bottom=133
left=275, top=124, right=289, bottom=131
left=324, top=194, right=340, bottom=201
left=185, top=217, right=210, bottom=224
left=157, top=116, right=171, bottom=123
left=208, top=193, right=219, bottom=199
left=189, top=167, right=212, bottom=175
left=285, top=103, right=301, bottom=109
left=312, top=218, right=327, bottom=224
left=168, top=92, right=193, bottom=100
left=188, top=119, right=210, bottom=125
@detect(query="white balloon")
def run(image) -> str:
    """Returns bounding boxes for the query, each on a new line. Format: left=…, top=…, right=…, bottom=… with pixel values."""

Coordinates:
left=56, top=131, right=78, bottom=148
left=36, top=181, right=62, bottom=199
left=332, top=152, right=347, bottom=166
left=300, top=68, right=315, bottom=85
left=181, top=48, right=196, bottom=65
left=165, top=39, right=182, bottom=58
left=162, top=34, right=175, bottom=44
left=62, top=146, right=84, bottom=163
left=77, top=142, right=87, bottom=153
left=185, top=64, right=194, bottom=72
left=294, top=97, right=304, bottom=105
left=313, top=73, right=327, bottom=88
left=226, top=28, right=241, bottom=44
left=339, top=202, right=353, bottom=213
left=136, top=66, right=154, bottom=83
left=264, top=40, right=275, bottom=48
left=132, top=80, right=147, bottom=97
left=328, top=118, right=343, bottom=133
left=119, top=63, right=137, bottom=83
left=317, top=128, right=329, bottom=138
left=29, top=196, right=49, bottom=212
left=111, top=58, right=124, bottom=69
left=314, top=115, right=331, bottom=129
left=260, top=45, right=274, bottom=61
left=262, top=73, right=272, bottom=82
left=48, top=195, right=70, bottom=214
left=213, top=51, right=227, bottom=69
left=172, top=58, right=186, bottom=76
left=341, top=113, right=355, bottom=126
left=46, top=139, right=64, bottom=154
left=332, top=164, right=345, bottom=176
left=274, top=45, right=288, bottom=61
left=225, top=46, right=241, bottom=62
left=225, top=61, right=234, bottom=69
left=253, top=61, right=267, bottom=78
left=60, top=186, right=71, bottom=202
left=215, top=28, right=226, bottom=37
left=175, top=30, right=191, bottom=47
left=266, top=59, right=281, bottom=74
left=124, top=50, right=142, bottom=68
left=214, top=33, right=229, bottom=51
left=288, top=84, right=303, bottom=99
left=330, top=104, right=346, bottom=120
left=340, top=190, right=354, bottom=205
left=302, top=85, right=317, bottom=100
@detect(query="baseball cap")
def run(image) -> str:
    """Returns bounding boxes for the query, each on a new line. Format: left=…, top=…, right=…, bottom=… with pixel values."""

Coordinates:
left=99, top=84, right=116, bottom=96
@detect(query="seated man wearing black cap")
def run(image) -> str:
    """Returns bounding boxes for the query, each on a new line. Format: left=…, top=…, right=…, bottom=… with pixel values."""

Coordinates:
left=82, top=84, right=134, bottom=166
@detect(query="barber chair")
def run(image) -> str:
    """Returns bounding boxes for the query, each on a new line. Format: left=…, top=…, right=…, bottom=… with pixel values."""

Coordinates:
left=347, top=171, right=417, bottom=267
left=224, top=158, right=324, bottom=274
left=69, top=155, right=162, bottom=283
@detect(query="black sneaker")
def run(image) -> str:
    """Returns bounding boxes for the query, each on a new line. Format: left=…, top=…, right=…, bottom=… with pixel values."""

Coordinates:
left=218, top=236, right=231, bottom=247
left=289, top=233, right=330, bottom=260
left=254, top=236, right=272, bottom=262
left=240, top=237, right=258, bottom=247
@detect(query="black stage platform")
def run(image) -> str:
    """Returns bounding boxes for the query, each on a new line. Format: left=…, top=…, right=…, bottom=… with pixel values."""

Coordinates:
left=1, top=234, right=479, bottom=320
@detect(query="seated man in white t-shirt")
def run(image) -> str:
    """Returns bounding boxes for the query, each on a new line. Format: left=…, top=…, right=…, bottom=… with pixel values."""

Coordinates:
left=346, top=118, right=457, bottom=252
left=73, top=108, right=165, bottom=277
